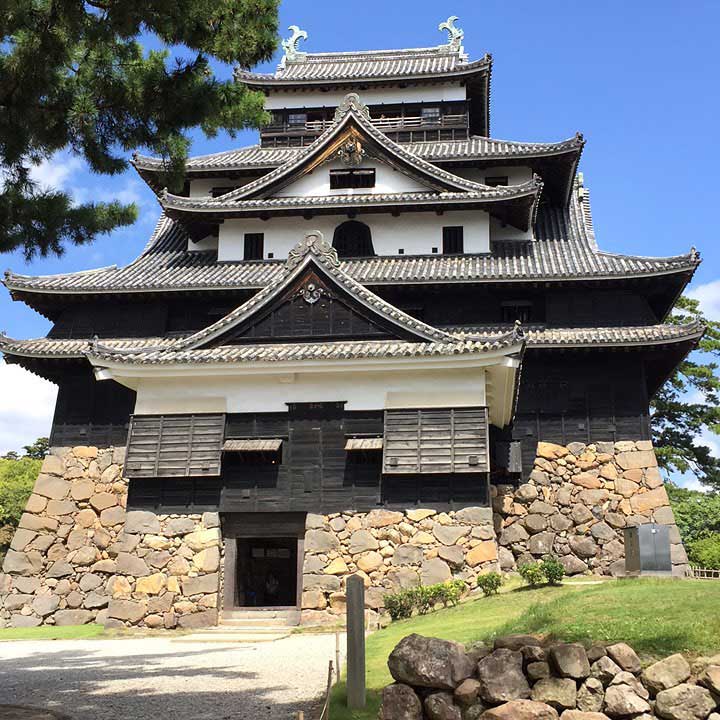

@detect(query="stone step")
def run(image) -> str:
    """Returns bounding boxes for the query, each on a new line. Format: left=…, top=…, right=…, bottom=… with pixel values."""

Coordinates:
left=220, top=616, right=298, bottom=628
left=221, top=609, right=300, bottom=625
left=173, top=626, right=292, bottom=644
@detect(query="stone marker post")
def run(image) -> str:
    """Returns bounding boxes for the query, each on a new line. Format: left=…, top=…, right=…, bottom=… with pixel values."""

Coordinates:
left=346, top=574, right=366, bottom=709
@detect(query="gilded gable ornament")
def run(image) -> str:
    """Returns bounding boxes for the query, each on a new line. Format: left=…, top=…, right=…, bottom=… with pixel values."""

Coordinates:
left=282, top=25, right=308, bottom=62
left=438, top=16, right=464, bottom=50
left=337, top=137, right=366, bottom=167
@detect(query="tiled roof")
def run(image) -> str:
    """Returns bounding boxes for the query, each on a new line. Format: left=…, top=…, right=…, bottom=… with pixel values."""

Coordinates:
left=133, top=135, right=584, bottom=174
left=0, top=322, right=704, bottom=363
left=234, top=47, right=491, bottom=86
left=162, top=187, right=540, bottom=216
left=453, top=321, right=706, bottom=348
left=3, top=189, right=700, bottom=297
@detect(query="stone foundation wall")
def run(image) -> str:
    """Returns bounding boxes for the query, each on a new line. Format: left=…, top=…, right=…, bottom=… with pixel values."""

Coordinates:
left=0, top=446, right=221, bottom=629
left=300, top=507, right=498, bottom=626
left=493, top=440, right=688, bottom=577
left=0, top=439, right=690, bottom=630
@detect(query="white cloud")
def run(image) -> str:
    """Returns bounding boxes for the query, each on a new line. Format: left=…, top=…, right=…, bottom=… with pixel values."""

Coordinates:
left=0, top=363, right=58, bottom=455
left=688, top=278, right=720, bottom=321
left=29, top=154, right=84, bottom=192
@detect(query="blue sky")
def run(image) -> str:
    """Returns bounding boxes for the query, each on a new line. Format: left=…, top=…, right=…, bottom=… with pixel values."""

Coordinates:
left=1, top=0, right=719, bottom=477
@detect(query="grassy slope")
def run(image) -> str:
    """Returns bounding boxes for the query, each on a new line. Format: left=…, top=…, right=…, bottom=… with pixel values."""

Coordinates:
left=329, top=579, right=720, bottom=720
left=0, top=624, right=106, bottom=642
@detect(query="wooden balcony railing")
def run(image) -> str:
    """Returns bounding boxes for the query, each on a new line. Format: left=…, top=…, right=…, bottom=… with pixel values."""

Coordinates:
left=263, top=113, right=468, bottom=135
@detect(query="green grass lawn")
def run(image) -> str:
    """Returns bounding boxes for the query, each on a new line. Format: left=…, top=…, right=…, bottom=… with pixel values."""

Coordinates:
left=329, top=578, right=720, bottom=720
left=0, top=624, right=106, bottom=642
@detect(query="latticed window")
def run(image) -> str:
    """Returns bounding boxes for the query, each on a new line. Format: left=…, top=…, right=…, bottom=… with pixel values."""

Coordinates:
left=330, top=169, right=376, bottom=189
left=442, top=226, right=464, bottom=254
left=244, top=233, right=264, bottom=260
left=421, top=107, right=441, bottom=124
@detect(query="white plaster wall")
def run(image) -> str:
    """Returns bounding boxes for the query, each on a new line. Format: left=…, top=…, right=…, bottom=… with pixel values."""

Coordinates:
left=273, top=158, right=428, bottom=197
left=218, top=210, right=490, bottom=260
left=133, top=366, right=487, bottom=415
left=452, top=166, right=534, bottom=186
left=264, top=84, right=466, bottom=110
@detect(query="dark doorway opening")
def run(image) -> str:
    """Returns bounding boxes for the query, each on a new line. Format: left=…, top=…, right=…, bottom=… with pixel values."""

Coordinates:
left=332, top=220, right=375, bottom=257
left=235, top=537, right=298, bottom=608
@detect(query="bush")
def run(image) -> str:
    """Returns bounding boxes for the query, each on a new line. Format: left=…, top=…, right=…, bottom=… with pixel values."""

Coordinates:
left=518, top=561, right=546, bottom=586
left=688, top=533, right=720, bottom=569
left=477, top=571, right=504, bottom=596
left=383, top=580, right=466, bottom=621
left=384, top=590, right=415, bottom=620
left=0, top=457, right=40, bottom=527
left=540, top=555, right=565, bottom=585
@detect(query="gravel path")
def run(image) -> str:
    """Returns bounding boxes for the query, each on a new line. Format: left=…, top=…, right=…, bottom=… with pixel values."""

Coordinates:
left=0, top=634, right=343, bottom=720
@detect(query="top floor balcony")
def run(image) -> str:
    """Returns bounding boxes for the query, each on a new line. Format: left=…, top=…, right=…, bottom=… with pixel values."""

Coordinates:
left=261, top=103, right=470, bottom=147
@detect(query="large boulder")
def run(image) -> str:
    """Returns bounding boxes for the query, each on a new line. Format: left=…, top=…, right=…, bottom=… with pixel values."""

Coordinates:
left=655, top=683, right=717, bottom=720
left=421, top=558, right=452, bottom=586
left=642, top=654, right=692, bottom=694
left=549, top=644, right=591, bottom=680
left=54, top=609, right=94, bottom=626
left=425, top=692, right=462, bottom=720
left=388, top=634, right=474, bottom=691
left=577, top=678, right=605, bottom=713
left=603, top=684, right=651, bottom=716
left=606, top=644, right=641, bottom=674
left=123, top=510, right=161, bottom=535
left=699, top=665, right=720, bottom=695
left=591, top=656, right=623, bottom=685
left=380, top=684, right=423, bottom=720
left=477, top=649, right=531, bottom=704
left=531, top=678, right=578, bottom=710
left=481, top=700, right=559, bottom=720
left=560, top=713, right=611, bottom=720
left=454, top=679, right=482, bottom=707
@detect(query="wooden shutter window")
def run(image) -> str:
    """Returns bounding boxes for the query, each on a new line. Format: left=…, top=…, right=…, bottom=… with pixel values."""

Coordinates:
left=382, top=407, right=489, bottom=474
left=244, top=233, right=264, bottom=260
left=125, top=414, right=225, bottom=478
left=442, top=226, right=464, bottom=255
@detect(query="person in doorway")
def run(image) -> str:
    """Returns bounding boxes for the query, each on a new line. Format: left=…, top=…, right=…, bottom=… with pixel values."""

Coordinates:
left=265, top=572, right=280, bottom=604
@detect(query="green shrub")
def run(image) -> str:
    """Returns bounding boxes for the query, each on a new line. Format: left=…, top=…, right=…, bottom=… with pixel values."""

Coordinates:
left=0, top=457, right=40, bottom=527
left=383, top=580, right=466, bottom=621
left=518, top=561, right=546, bottom=586
left=477, top=571, right=504, bottom=596
left=540, top=555, right=565, bottom=585
left=384, top=589, right=415, bottom=620
left=688, top=533, right=720, bottom=569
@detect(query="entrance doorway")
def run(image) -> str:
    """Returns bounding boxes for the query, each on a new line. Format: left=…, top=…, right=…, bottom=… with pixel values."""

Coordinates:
left=221, top=512, right=307, bottom=611
left=235, top=537, right=298, bottom=607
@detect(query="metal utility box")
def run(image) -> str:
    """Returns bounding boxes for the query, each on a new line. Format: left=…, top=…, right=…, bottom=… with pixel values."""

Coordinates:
left=623, top=524, right=672, bottom=576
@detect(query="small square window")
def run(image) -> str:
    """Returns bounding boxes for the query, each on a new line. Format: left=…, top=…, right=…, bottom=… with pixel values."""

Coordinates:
left=485, top=176, right=509, bottom=187
left=442, top=226, right=464, bottom=255
left=244, top=233, right=264, bottom=261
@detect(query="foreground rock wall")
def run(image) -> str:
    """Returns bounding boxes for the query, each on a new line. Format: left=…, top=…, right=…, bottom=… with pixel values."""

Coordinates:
left=301, top=507, right=498, bottom=625
left=0, top=446, right=221, bottom=629
left=380, top=633, right=720, bottom=720
left=493, top=440, right=688, bottom=577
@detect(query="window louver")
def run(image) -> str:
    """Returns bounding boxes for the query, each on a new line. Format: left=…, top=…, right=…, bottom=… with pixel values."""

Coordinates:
left=382, top=407, right=489, bottom=474
left=125, top=414, right=225, bottom=478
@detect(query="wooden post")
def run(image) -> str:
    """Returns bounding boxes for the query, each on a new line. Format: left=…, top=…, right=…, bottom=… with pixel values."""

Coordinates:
left=335, top=629, right=341, bottom=681
left=346, top=574, right=366, bottom=709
